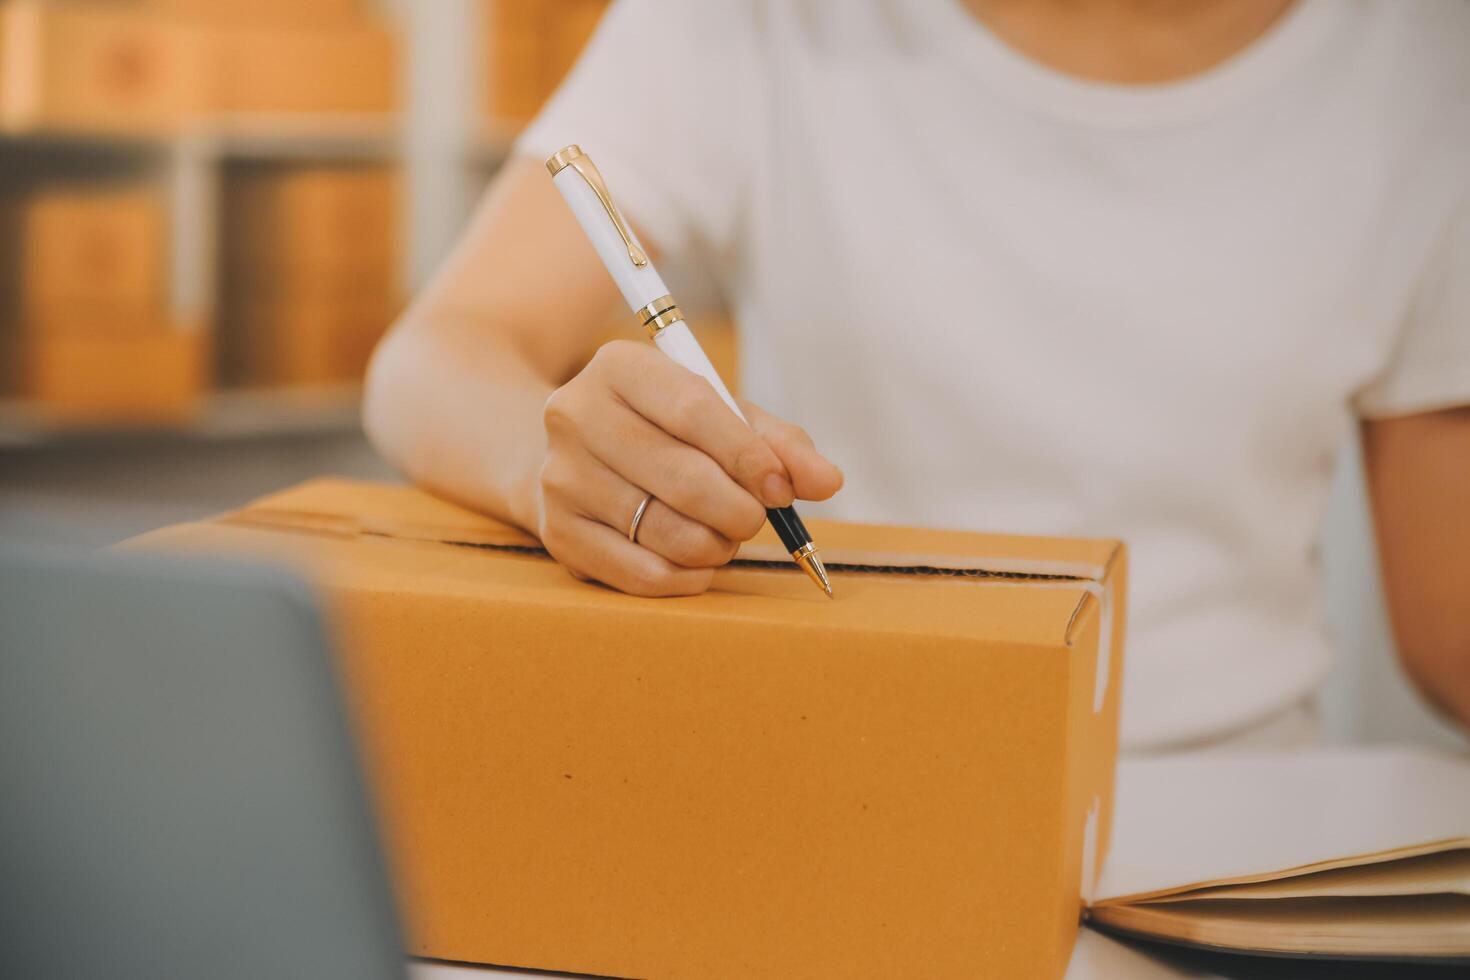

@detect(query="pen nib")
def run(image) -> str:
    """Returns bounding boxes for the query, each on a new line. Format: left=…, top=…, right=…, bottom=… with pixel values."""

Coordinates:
left=795, top=550, right=833, bottom=598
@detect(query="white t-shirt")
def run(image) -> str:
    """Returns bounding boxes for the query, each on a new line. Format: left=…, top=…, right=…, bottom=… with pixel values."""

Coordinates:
left=518, top=0, right=1470, bottom=751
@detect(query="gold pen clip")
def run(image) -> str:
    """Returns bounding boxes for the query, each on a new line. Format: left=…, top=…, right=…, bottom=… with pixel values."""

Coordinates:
left=546, top=145, right=648, bottom=269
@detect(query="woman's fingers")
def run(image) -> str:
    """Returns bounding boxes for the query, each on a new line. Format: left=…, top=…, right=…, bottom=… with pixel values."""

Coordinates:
left=740, top=400, right=844, bottom=501
left=541, top=447, right=739, bottom=569
left=550, top=390, right=767, bottom=542
left=592, top=341, right=795, bottom=508
left=540, top=508, right=715, bottom=597
left=535, top=340, right=844, bottom=599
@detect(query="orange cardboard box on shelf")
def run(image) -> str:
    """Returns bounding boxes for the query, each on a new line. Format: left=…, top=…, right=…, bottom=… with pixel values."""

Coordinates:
left=0, top=182, right=172, bottom=399
left=146, top=0, right=364, bottom=27
left=216, top=163, right=399, bottom=386
left=0, top=1, right=202, bottom=133
left=123, top=478, right=1129, bottom=980
left=219, top=298, right=394, bottom=387
left=220, top=164, right=400, bottom=302
left=482, top=0, right=607, bottom=126
left=204, top=19, right=399, bottom=116
left=0, top=186, right=167, bottom=322
left=27, top=327, right=204, bottom=423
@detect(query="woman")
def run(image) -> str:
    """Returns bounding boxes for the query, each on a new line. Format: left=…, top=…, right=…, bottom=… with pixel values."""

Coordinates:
left=365, top=0, right=1470, bottom=753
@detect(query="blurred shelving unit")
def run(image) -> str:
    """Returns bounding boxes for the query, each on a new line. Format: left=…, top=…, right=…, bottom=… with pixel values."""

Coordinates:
left=0, top=0, right=613, bottom=448
left=0, top=116, right=400, bottom=445
left=0, top=384, right=364, bottom=448
left=0, top=0, right=411, bottom=447
left=170, top=115, right=406, bottom=343
left=193, top=115, right=402, bottom=161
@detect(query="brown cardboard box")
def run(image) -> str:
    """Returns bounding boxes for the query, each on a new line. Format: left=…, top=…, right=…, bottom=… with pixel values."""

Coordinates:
left=124, top=478, right=1128, bottom=979
left=482, top=0, right=541, bottom=122
left=217, top=163, right=399, bottom=385
left=483, top=0, right=607, bottom=125
left=0, top=1, right=201, bottom=133
left=205, top=19, right=398, bottom=115
left=219, top=298, right=393, bottom=386
left=220, top=164, right=400, bottom=302
left=146, top=0, right=362, bottom=26
left=0, top=183, right=172, bottom=396
left=554, top=0, right=605, bottom=77
left=28, top=327, right=203, bottom=421
left=0, top=186, right=167, bottom=321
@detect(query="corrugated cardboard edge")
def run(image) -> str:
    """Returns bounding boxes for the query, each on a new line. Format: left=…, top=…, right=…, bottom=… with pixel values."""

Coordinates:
left=224, top=506, right=543, bottom=551
left=224, top=496, right=1123, bottom=712
left=1006, top=547, right=1121, bottom=720
left=1091, top=544, right=1128, bottom=910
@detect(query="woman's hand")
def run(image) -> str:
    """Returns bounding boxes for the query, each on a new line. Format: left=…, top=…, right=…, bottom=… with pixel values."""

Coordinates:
left=364, top=160, right=838, bottom=589
left=535, top=339, right=844, bottom=596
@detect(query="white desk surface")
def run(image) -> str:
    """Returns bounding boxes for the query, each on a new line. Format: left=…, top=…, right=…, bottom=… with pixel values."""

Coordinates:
left=408, top=929, right=1227, bottom=980
left=409, top=929, right=1467, bottom=979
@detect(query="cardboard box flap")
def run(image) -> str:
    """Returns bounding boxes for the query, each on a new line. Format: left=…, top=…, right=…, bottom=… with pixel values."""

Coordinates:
left=225, top=476, right=535, bottom=546
left=226, top=477, right=542, bottom=551
left=228, top=477, right=1119, bottom=583
left=204, top=478, right=1120, bottom=714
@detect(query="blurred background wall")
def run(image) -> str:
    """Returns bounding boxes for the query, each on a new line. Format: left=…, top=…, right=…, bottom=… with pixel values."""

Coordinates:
left=0, top=0, right=1457, bottom=749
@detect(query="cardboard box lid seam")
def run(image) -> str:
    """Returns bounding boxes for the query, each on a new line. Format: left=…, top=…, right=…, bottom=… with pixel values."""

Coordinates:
left=225, top=502, right=1118, bottom=583
left=214, top=492, right=1119, bottom=711
left=219, top=517, right=1097, bottom=649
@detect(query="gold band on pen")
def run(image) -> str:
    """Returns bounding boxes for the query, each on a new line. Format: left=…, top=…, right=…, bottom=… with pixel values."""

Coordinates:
left=544, top=146, right=582, bottom=177
left=636, top=293, right=684, bottom=339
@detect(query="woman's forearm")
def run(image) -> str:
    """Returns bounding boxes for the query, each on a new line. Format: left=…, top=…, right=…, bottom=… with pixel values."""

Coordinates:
left=364, top=315, right=554, bottom=534
left=1364, top=408, right=1470, bottom=733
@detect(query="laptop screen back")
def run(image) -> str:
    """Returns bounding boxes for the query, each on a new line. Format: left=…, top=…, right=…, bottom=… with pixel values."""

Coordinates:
left=0, top=550, right=407, bottom=980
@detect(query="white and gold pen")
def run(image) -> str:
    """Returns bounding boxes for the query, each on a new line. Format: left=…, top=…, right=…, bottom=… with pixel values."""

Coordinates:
left=546, top=145, right=831, bottom=598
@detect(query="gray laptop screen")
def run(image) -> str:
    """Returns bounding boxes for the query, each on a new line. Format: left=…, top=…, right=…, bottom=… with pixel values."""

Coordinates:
left=0, top=550, right=407, bottom=980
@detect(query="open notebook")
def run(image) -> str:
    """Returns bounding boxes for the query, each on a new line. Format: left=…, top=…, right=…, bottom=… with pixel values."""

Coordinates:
left=1087, top=748, right=1470, bottom=963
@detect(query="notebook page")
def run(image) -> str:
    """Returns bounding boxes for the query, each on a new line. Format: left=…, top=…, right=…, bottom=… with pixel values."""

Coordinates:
left=1092, top=894, right=1470, bottom=956
left=1094, top=748, right=1470, bottom=904
left=1144, top=848, right=1470, bottom=902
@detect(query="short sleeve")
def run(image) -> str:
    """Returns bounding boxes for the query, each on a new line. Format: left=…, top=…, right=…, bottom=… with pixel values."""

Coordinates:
left=1355, top=199, right=1470, bottom=418
left=514, top=0, right=760, bottom=265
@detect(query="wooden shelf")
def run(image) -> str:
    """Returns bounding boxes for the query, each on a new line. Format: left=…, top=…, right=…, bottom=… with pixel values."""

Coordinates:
left=0, top=127, right=172, bottom=153
left=0, top=116, right=403, bottom=161
left=0, top=385, right=364, bottom=449
left=190, top=115, right=402, bottom=162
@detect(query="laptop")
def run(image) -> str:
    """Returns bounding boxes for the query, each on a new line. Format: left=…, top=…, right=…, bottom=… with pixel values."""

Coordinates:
left=0, top=549, right=408, bottom=980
